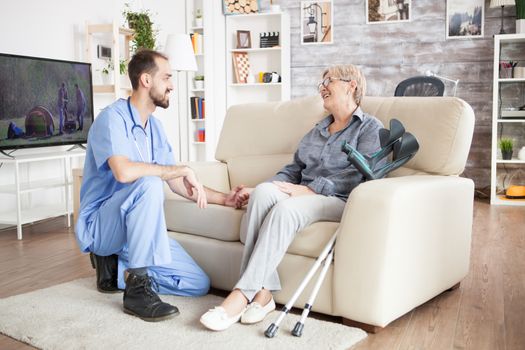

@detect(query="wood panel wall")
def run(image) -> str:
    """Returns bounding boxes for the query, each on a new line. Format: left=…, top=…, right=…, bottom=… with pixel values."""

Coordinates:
left=260, top=0, right=522, bottom=190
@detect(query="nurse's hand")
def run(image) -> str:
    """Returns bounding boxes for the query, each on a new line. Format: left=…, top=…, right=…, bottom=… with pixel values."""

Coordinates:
left=182, top=169, right=207, bottom=209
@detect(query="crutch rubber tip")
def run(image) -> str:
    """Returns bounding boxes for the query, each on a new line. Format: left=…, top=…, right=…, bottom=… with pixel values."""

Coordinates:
left=291, top=322, right=304, bottom=337
left=265, top=323, right=279, bottom=338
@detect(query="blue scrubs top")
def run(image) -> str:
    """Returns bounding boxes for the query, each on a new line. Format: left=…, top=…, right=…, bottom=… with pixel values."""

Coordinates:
left=75, top=98, right=175, bottom=252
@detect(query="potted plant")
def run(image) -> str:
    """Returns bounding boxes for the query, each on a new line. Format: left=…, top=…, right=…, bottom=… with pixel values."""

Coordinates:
left=194, top=75, right=204, bottom=90
left=101, top=59, right=128, bottom=85
left=101, top=63, right=113, bottom=85
left=123, top=4, right=157, bottom=51
left=517, top=0, right=525, bottom=33
left=499, top=138, right=514, bottom=160
left=195, top=8, right=203, bottom=27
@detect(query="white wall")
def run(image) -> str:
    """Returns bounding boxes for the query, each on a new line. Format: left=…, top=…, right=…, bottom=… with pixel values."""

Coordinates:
left=0, top=0, right=186, bottom=225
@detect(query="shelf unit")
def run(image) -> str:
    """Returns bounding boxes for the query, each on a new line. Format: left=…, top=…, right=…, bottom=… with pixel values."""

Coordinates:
left=85, top=22, right=134, bottom=98
left=0, top=150, right=86, bottom=239
left=185, top=0, right=216, bottom=161
left=225, top=12, right=290, bottom=109
left=490, top=34, right=525, bottom=206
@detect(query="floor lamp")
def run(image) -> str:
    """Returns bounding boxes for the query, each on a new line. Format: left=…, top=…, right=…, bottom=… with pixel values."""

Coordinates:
left=164, top=34, right=198, bottom=162
left=490, top=0, right=516, bottom=34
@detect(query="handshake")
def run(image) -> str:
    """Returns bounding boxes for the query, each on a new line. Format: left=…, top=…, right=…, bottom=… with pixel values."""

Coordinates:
left=226, top=185, right=252, bottom=209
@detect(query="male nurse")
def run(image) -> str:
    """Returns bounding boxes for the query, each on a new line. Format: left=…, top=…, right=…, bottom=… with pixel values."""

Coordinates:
left=75, top=50, right=247, bottom=322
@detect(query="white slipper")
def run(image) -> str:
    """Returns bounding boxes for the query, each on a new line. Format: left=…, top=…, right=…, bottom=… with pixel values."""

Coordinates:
left=240, top=297, right=276, bottom=324
left=200, top=306, right=245, bottom=331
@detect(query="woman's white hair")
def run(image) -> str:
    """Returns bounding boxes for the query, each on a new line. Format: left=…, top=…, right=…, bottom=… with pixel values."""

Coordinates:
left=322, top=64, right=366, bottom=105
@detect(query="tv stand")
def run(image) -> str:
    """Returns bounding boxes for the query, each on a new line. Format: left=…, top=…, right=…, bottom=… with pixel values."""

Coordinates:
left=0, top=149, right=86, bottom=240
left=67, top=144, right=87, bottom=151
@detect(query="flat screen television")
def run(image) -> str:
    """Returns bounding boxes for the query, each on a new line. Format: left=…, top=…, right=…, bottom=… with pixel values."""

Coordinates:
left=0, top=53, right=94, bottom=152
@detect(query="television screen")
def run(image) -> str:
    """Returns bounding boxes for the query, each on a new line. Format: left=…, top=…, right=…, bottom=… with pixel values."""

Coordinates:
left=0, top=53, right=94, bottom=151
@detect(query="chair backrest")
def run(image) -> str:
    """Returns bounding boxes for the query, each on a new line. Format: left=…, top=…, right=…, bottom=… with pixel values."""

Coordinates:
left=394, top=76, right=445, bottom=97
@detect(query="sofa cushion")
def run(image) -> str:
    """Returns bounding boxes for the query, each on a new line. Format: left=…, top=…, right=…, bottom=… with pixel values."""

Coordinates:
left=164, top=198, right=244, bottom=241
left=286, top=221, right=339, bottom=258
left=227, top=154, right=293, bottom=188
left=361, top=96, right=475, bottom=176
left=239, top=217, right=338, bottom=259
left=215, top=96, right=328, bottom=162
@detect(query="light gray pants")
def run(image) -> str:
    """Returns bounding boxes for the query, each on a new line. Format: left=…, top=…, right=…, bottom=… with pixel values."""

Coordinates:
left=234, top=182, right=346, bottom=301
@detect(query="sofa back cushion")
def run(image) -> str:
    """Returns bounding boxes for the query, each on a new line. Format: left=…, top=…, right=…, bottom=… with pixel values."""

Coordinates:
left=361, top=96, right=475, bottom=177
left=216, top=96, right=475, bottom=187
left=215, top=96, right=328, bottom=187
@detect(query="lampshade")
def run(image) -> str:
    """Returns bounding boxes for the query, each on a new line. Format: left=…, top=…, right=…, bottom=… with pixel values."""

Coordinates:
left=490, top=0, right=515, bottom=8
left=164, top=34, right=197, bottom=72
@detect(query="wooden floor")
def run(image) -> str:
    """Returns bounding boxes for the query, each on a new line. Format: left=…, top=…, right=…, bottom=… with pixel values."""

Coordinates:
left=0, top=200, right=523, bottom=350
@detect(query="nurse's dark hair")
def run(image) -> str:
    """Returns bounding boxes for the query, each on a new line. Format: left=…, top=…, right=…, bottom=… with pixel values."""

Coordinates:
left=128, top=49, right=169, bottom=90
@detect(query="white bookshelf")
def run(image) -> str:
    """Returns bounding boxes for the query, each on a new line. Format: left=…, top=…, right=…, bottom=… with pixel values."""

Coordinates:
left=490, top=34, right=525, bottom=206
left=225, top=12, right=290, bottom=109
left=184, top=0, right=225, bottom=161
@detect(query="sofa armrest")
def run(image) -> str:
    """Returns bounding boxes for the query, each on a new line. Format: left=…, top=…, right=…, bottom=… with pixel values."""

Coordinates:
left=333, top=175, right=474, bottom=327
left=164, top=161, right=231, bottom=200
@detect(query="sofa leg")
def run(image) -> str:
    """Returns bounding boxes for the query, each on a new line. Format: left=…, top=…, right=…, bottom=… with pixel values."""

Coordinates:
left=341, top=318, right=382, bottom=334
left=447, top=282, right=461, bottom=292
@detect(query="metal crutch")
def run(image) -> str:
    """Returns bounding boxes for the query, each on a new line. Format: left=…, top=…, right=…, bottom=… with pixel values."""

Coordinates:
left=265, top=230, right=338, bottom=338
left=291, top=243, right=335, bottom=337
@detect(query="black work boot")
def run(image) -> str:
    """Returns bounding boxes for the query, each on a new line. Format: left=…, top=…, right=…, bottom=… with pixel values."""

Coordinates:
left=123, top=273, right=179, bottom=322
left=89, top=252, right=120, bottom=293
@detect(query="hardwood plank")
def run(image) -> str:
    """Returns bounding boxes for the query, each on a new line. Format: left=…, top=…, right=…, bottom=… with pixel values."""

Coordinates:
left=351, top=311, right=412, bottom=350
left=398, top=287, right=462, bottom=350
left=500, top=208, right=525, bottom=350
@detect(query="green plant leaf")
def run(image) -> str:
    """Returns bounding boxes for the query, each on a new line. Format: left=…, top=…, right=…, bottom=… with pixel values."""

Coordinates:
left=123, top=3, right=157, bottom=51
left=499, top=138, right=514, bottom=152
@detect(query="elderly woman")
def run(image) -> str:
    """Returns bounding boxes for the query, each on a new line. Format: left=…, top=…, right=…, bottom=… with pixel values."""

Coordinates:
left=200, top=64, right=383, bottom=331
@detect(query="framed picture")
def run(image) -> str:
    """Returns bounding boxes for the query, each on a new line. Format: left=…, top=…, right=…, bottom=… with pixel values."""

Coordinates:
left=232, top=52, right=250, bottom=83
left=223, top=0, right=260, bottom=15
left=366, top=0, right=411, bottom=24
left=446, top=0, right=484, bottom=39
left=301, top=1, right=333, bottom=45
left=236, top=30, right=252, bottom=49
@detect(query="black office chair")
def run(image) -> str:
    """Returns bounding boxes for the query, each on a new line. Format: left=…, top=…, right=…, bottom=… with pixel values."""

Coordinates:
left=394, top=76, right=445, bottom=97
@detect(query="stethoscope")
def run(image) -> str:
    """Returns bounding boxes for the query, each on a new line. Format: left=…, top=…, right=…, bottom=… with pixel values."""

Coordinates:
left=127, top=97, right=154, bottom=163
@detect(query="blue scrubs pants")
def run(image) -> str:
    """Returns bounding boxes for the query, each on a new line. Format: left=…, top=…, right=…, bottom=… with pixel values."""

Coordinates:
left=88, top=176, right=210, bottom=296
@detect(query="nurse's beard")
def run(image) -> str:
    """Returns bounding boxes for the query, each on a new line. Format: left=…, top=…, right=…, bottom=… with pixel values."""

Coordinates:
left=150, top=89, right=170, bottom=108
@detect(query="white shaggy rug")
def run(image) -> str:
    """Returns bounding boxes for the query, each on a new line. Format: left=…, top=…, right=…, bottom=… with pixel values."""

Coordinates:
left=0, top=278, right=366, bottom=350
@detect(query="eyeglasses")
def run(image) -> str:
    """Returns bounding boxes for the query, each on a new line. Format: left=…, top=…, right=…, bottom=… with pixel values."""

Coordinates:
left=317, top=77, right=352, bottom=91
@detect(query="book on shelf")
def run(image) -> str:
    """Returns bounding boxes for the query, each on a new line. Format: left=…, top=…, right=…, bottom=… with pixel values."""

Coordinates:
left=189, top=32, right=203, bottom=55
left=189, top=97, right=206, bottom=119
left=196, top=128, right=205, bottom=142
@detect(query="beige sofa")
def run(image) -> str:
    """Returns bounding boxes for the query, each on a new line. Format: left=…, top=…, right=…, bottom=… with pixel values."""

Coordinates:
left=163, top=95, right=475, bottom=331
left=72, top=95, right=474, bottom=331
